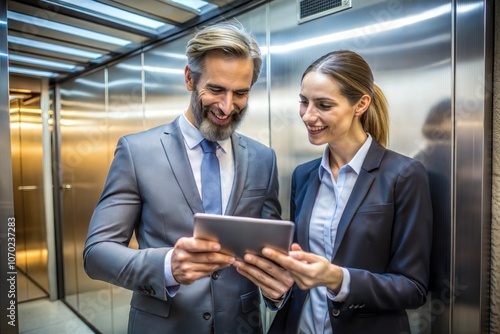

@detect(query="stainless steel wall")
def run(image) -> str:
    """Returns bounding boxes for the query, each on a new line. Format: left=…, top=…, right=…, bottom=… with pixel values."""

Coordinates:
left=10, top=94, right=50, bottom=302
left=54, top=0, right=491, bottom=333
left=0, top=2, right=18, bottom=333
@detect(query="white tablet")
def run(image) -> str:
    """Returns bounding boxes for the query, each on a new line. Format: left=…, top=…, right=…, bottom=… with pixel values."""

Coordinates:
left=193, top=213, right=294, bottom=259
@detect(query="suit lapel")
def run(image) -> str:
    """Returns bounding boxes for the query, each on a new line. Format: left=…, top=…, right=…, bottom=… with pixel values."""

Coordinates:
left=331, top=141, right=386, bottom=260
left=225, top=133, right=248, bottom=216
left=160, top=118, right=203, bottom=214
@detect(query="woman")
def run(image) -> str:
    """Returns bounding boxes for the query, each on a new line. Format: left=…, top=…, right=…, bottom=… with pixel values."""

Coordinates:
left=236, top=50, right=433, bottom=334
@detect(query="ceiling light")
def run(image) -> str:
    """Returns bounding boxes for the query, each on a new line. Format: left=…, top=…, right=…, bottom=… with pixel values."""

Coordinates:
left=169, top=0, right=216, bottom=13
left=8, top=11, right=131, bottom=46
left=9, top=54, right=82, bottom=71
left=57, top=0, right=171, bottom=31
left=8, top=36, right=103, bottom=59
left=9, top=66, right=56, bottom=78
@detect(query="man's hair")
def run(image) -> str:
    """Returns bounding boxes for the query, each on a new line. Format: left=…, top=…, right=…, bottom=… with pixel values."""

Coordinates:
left=186, top=20, right=262, bottom=86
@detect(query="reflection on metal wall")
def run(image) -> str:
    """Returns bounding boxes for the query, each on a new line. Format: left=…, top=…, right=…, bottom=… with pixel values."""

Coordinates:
left=55, top=0, right=491, bottom=333
left=0, top=4, right=17, bottom=332
left=10, top=95, right=50, bottom=302
left=59, top=70, right=112, bottom=333
left=454, top=0, right=492, bottom=332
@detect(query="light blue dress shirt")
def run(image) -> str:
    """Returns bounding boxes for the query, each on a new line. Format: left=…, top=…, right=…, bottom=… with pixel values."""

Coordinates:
left=163, top=113, right=234, bottom=293
left=299, top=134, right=372, bottom=334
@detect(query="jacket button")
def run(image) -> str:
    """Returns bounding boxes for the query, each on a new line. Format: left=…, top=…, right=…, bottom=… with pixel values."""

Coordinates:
left=331, top=308, right=340, bottom=317
left=203, top=312, right=211, bottom=320
left=211, top=271, right=220, bottom=280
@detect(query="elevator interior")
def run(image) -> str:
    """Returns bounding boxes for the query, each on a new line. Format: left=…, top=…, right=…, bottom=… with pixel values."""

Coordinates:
left=5, top=0, right=493, bottom=333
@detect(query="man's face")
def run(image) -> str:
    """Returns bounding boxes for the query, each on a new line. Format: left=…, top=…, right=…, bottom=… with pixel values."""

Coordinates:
left=185, top=50, right=254, bottom=141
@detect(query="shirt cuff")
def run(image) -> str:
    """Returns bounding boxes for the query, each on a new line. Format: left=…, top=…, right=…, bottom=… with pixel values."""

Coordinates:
left=263, top=289, right=290, bottom=310
left=164, top=249, right=180, bottom=297
left=327, top=267, right=350, bottom=302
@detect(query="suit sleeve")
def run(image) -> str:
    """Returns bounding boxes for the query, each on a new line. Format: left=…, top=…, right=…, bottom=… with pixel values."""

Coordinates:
left=345, top=159, right=433, bottom=310
left=83, top=137, right=169, bottom=301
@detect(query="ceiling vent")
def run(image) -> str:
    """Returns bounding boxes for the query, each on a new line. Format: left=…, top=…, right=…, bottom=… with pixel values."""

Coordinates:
left=297, top=0, right=352, bottom=24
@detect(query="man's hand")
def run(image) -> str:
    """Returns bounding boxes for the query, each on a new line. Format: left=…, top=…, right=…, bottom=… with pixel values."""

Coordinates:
left=233, top=247, right=294, bottom=300
left=171, top=237, right=235, bottom=285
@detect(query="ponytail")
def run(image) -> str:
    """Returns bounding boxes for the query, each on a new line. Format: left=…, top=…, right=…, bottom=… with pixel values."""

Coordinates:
left=361, top=83, right=389, bottom=147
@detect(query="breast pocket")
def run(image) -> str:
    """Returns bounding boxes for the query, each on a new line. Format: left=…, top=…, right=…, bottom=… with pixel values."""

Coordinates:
left=353, top=203, right=394, bottom=249
left=240, top=187, right=267, bottom=199
left=357, top=203, right=394, bottom=214
left=236, top=187, right=267, bottom=217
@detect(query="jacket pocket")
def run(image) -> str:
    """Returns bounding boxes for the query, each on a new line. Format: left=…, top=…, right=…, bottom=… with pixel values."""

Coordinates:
left=131, top=292, right=172, bottom=318
left=240, top=289, right=260, bottom=314
left=357, top=203, right=394, bottom=214
left=240, top=187, right=267, bottom=199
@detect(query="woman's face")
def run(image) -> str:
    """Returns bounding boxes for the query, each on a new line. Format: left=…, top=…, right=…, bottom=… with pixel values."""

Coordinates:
left=299, top=71, right=361, bottom=146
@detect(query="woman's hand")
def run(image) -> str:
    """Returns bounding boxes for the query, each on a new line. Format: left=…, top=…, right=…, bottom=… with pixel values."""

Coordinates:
left=273, top=243, right=344, bottom=292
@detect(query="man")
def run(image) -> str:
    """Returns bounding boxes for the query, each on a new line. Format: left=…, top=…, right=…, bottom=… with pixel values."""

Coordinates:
left=83, top=21, right=283, bottom=334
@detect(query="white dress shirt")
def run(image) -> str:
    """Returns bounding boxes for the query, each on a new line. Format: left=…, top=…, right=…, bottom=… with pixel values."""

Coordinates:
left=163, top=113, right=235, bottom=293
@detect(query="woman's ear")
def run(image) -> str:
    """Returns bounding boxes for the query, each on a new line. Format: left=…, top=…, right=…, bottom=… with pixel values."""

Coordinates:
left=185, top=65, right=194, bottom=91
left=355, top=95, right=371, bottom=116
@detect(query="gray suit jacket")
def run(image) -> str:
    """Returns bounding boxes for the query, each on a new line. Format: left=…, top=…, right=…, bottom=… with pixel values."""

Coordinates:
left=84, top=117, right=281, bottom=334
left=269, top=139, right=432, bottom=334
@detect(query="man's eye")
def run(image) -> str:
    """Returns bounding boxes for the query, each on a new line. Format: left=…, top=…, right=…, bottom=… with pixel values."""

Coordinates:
left=209, top=87, right=223, bottom=94
left=299, top=100, right=308, bottom=105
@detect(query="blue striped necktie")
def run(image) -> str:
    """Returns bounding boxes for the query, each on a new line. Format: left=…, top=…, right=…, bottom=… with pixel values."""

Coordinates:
left=200, top=139, right=222, bottom=214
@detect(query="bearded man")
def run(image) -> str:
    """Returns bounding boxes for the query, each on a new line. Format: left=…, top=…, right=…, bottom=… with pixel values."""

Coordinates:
left=84, top=21, right=291, bottom=334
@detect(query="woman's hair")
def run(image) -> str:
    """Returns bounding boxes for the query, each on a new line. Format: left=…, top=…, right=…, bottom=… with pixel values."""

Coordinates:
left=301, top=50, right=389, bottom=147
left=186, top=20, right=262, bottom=86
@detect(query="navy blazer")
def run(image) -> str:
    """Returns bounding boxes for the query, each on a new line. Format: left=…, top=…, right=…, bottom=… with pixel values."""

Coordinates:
left=269, top=139, right=432, bottom=334
left=84, top=117, right=281, bottom=334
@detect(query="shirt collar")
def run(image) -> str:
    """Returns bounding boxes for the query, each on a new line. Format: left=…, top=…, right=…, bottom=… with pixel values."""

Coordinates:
left=318, top=133, right=373, bottom=179
left=179, top=112, right=230, bottom=153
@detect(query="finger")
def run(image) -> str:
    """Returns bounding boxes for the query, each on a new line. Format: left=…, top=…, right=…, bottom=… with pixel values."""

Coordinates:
left=288, top=250, right=321, bottom=263
left=260, top=247, right=305, bottom=271
left=290, top=243, right=302, bottom=251
left=176, top=237, right=222, bottom=253
left=173, top=264, right=226, bottom=285
left=174, top=247, right=234, bottom=266
left=233, top=260, right=290, bottom=299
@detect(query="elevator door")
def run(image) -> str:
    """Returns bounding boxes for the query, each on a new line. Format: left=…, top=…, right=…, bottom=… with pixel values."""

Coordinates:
left=10, top=94, right=49, bottom=302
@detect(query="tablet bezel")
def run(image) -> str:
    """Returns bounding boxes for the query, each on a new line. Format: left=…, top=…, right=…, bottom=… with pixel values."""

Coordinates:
left=193, top=213, right=294, bottom=259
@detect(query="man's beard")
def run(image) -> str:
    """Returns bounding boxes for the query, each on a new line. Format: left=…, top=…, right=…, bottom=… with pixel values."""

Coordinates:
left=191, top=90, right=247, bottom=141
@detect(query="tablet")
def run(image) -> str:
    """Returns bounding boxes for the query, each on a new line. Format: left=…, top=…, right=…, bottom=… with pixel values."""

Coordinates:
left=193, top=213, right=294, bottom=259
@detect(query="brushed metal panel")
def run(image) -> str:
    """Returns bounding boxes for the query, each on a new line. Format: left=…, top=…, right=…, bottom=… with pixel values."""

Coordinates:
left=19, top=97, right=50, bottom=295
left=60, top=69, right=112, bottom=333
left=143, top=36, right=192, bottom=129
left=10, top=99, right=25, bottom=273
left=0, top=4, right=17, bottom=331
left=108, top=55, right=145, bottom=153
left=230, top=6, right=270, bottom=147
left=453, top=0, right=492, bottom=332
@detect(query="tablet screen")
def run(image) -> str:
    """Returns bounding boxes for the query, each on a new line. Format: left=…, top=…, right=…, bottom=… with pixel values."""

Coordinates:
left=193, top=213, right=294, bottom=259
